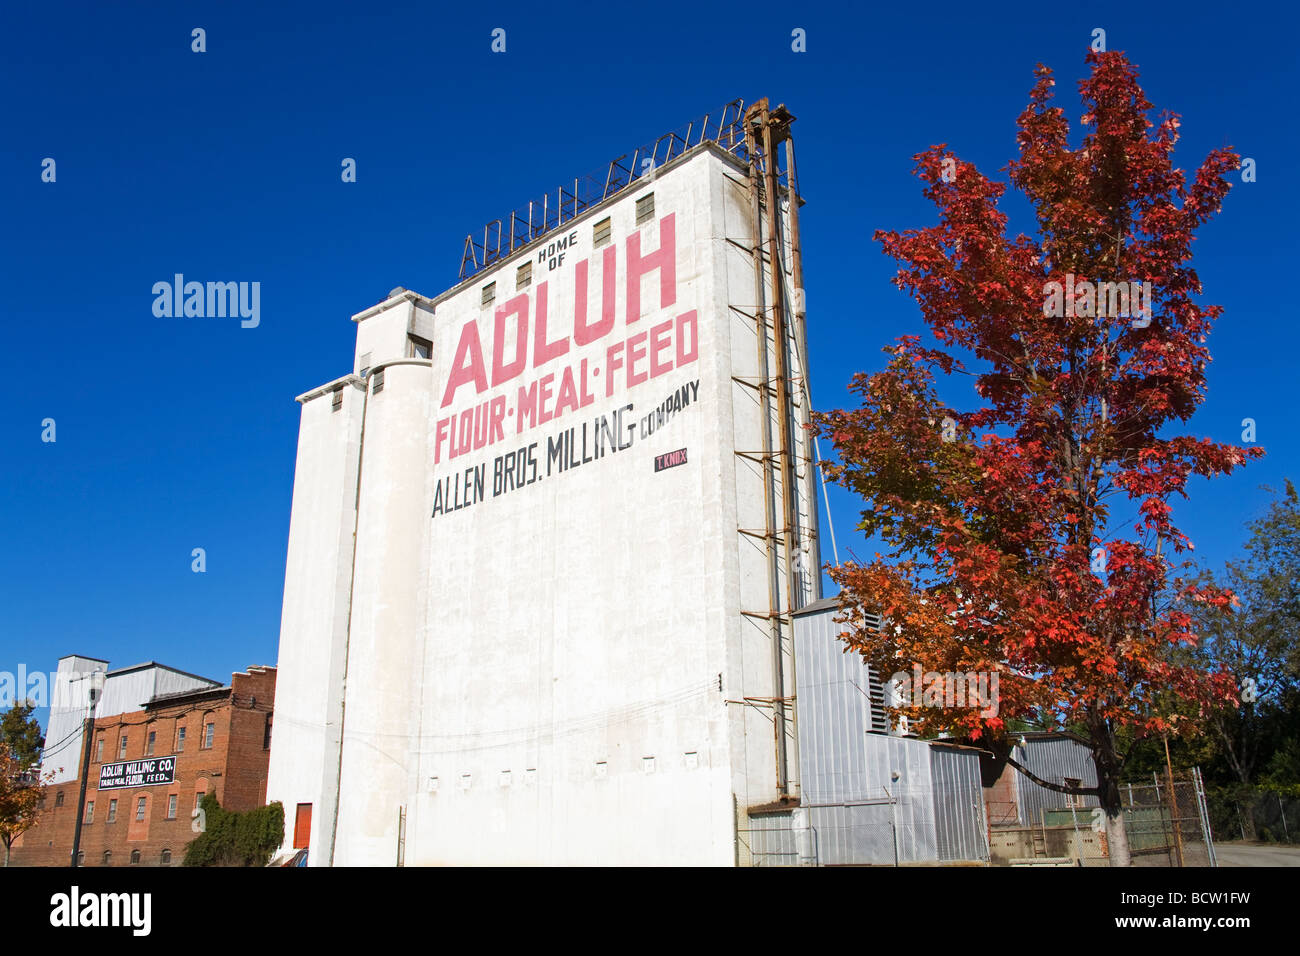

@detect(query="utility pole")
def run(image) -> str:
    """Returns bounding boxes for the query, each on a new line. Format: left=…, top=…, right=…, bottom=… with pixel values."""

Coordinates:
left=1163, top=734, right=1184, bottom=867
left=70, top=671, right=105, bottom=867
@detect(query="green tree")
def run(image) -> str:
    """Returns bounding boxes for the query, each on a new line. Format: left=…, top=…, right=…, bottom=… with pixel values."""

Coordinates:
left=0, top=702, right=45, bottom=770
left=1176, top=482, right=1300, bottom=835
left=0, top=742, right=50, bottom=866
left=183, top=793, right=285, bottom=867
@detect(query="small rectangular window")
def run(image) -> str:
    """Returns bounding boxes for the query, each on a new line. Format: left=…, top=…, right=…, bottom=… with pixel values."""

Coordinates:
left=481, top=282, right=496, bottom=307
left=263, top=715, right=273, bottom=750
left=146, top=731, right=156, bottom=756
left=95, top=738, right=103, bottom=762
left=516, top=261, right=532, bottom=290
left=107, top=799, right=117, bottom=823
left=55, top=791, right=64, bottom=807
left=204, top=722, right=214, bottom=749
left=593, top=217, right=612, bottom=247
left=407, top=335, right=431, bottom=360
left=176, top=727, right=186, bottom=752
left=167, top=794, right=177, bottom=819
left=331, top=387, right=343, bottom=411
left=118, top=735, right=127, bottom=760
left=372, top=368, right=384, bottom=394
left=136, top=797, right=147, bottom=821
left=84, top=801, right=94, bottom=824
left=635, top=193, right=655, bottom=225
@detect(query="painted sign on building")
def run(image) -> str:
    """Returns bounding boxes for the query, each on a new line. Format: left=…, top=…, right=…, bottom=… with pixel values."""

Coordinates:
left=268, top=116, right=819, bottom=865
left=98, top=756, right=177, bottom=790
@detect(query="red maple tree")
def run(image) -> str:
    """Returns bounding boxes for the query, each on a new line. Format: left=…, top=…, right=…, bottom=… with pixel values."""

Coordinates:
left=814, top=50, right=1261, bottom=864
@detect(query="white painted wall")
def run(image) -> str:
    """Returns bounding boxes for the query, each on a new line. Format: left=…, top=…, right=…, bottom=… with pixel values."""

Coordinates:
left=263, top=374, right=365, bottom=858
left=268, top=144, right=817, bottom=865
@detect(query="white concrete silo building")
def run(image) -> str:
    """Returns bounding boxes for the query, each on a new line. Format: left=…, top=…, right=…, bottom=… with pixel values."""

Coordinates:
left=265, top=100, right=824, bottom=865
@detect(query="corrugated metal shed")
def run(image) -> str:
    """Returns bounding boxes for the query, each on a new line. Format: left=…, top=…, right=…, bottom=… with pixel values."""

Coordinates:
left=788, top=600, right=988, bottom=865
left=930, top=744, right=989, bottom=861
left=1014, top=734, right=1101, bottom=824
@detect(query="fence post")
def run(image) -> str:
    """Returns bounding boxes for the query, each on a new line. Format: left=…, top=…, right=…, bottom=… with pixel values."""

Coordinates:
left=1279, top=793, right=1291, bottom=843
left=1190, top=767, right=1217, bottom=867
left=890, top=791, right=899, bottom=867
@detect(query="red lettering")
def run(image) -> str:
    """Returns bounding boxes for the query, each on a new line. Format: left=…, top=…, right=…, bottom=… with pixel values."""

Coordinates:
left=489, top=395, right=507, bottom=444
left=554, top=365, right=581, bottom=418
left=441, top=321, right=489, bottom=408
left=537, top=373, right=556, bottom=424
left=492, top=296, right=528, bottom=387
left=605, top=342, right=625, bottom=398
left=532, top=282, right=569, bottom=367
left=649, top=319, right=673, bottom=379
left=472, top=401, right=490, bottom=450
left=626, top=212, right=676, bottom=323
left=575, top=246, right=618, bottom=346
left=517, top=381, right=538, bottom=433
left=434, top=416, right=450, bottom=464
left=676, top=309, right=698, bottom=366
left=578, top=358, right=595, bottom=408
left=627, top=331, right=648, bottom=387
left=457, top=408, right=474, bottom=453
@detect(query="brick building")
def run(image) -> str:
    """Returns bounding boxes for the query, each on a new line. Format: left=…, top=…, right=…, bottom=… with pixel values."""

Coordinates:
left=12, top=659, right=276, bottom=867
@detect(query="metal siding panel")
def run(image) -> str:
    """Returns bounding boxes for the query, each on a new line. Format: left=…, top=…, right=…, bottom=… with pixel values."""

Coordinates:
left=152, top=667, right=221, bottom=699
left=1017, top=737, right=1101, bottom=824
left=796, top=607, right=874, bottom=805
left=794, top=606, right=993, bottom=864
left=930, top=746, right=987, bottom=862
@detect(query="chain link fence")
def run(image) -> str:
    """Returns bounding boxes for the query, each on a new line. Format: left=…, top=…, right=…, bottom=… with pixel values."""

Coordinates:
left=986, top=770, right=1217, bottom=867
left=1205, top=785, right=1299, bottom=844
left=741, top=771, right=1225, bottom=866
left=1119, top=771, right=1216, bottom=867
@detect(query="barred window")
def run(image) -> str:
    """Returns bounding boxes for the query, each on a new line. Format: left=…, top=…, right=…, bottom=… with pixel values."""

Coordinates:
left=635, top=193, right=655, bottom=225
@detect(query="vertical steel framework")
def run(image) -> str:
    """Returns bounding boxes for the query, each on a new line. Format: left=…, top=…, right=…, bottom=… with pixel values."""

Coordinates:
left=737, top=100, right=817, bottom=797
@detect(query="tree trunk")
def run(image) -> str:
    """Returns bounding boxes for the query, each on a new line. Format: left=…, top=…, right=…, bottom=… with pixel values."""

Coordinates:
left=1239, top=796, right=1258, bottom=842
left=1092, top=731, right=1131, bottom=866
left=3, top=839, right=10, bottom=868
left=1105, top=808, right=1131, bottom=867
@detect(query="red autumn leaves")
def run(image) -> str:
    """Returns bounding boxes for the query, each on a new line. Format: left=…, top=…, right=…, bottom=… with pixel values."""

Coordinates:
left=815, top=51, right=1261, bottom=753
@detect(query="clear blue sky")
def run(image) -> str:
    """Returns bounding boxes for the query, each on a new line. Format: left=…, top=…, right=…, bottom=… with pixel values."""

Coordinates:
left=3, top=1, right=1296, bottom=734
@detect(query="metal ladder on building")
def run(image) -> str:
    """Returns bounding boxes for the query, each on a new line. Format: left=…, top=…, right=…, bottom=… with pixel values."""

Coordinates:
left=731, top=100, right=816, bottom=800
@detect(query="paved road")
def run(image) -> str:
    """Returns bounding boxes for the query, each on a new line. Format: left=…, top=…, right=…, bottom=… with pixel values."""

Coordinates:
left=1214, top=843, right=1300, bottom=867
